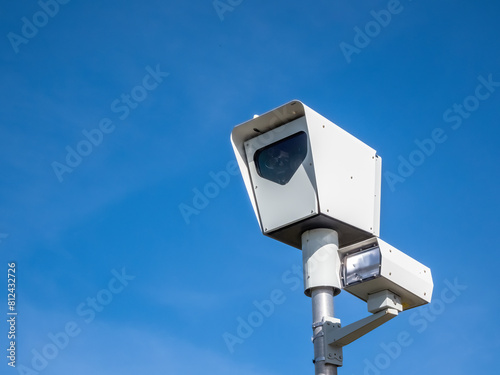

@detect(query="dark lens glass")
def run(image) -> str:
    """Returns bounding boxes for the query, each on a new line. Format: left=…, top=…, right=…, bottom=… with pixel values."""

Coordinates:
left=254, top=131, right=308, bottom=185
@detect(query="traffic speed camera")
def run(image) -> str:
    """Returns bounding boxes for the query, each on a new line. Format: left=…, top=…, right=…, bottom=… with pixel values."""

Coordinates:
left=339, top=238, right=433, bottom=311
left=231, top=100, right=382, bottom=249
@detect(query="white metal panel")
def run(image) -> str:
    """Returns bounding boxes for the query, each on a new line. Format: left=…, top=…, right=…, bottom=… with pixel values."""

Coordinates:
left=230, top=100, right=306, bottom=228
left=378, top=239, right=433, bottom=309
left=245, top=117, right=318, bottom=233
left=305, top=106, right=380, bottom=236
left=372, top=155, right=382, bottom=237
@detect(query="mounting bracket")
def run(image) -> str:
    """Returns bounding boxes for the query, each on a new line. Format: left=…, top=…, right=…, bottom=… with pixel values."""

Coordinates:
left=320, top=290, right=402, bottom=366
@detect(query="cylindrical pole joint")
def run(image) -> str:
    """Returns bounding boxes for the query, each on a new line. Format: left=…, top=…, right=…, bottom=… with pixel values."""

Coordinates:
left=302, top=229, right=340, bottom=375
left=302, top=229, right=341, bottom=296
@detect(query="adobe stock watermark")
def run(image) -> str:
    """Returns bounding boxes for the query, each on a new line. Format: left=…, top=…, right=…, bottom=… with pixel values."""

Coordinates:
left=7, top=0, right=72, bottom=54
left=179, top=103, right=294, bottom=225
left=51, top=64, right=169, bottom=183
left=222, top=264, right=302, bottom=354
left=178, top=160, right=240, bottom=224
left=16, top=268, right=135, bottom=375
left=213, top=0, right=244, bottom=21
left=222, top=234, right=336, bottom=353
left=339, top=0, right=409, bottom=64
left=361, top=278, right=467, bottom=375
left=384, top=73, right=500, bottom=192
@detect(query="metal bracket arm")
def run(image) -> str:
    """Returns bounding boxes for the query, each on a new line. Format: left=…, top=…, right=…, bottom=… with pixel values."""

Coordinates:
left=324, top=308, right=399, bottom=348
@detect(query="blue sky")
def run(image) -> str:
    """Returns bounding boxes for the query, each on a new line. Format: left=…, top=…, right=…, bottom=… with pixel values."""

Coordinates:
left=1, top=0, right=499, bottom=374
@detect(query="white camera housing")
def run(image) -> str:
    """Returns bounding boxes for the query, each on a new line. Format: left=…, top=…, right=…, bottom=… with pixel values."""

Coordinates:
left=339, top=238, right=433, bottom=311
left=231, top=100, right=382, bottom=249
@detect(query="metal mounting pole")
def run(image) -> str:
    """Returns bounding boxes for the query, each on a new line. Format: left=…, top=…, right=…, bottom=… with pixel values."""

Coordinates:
left=311, top=287, right=337, bottom=375
left=302, top=229, right=341, bottom=375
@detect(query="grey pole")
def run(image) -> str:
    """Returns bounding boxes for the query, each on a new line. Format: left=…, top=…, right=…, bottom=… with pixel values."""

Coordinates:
left=311, top=287, right=337, bottom=375
left=302, top=229, right=341, bottom=375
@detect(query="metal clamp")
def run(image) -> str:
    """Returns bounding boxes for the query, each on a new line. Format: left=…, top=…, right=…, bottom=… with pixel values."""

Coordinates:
left=322, top=319, right=343, bottom=366
left=311, top=317, right=343, bottom=366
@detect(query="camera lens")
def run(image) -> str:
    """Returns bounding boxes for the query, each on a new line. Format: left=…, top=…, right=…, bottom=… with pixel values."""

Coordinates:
left=254, top=131, right=307, bottom=185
